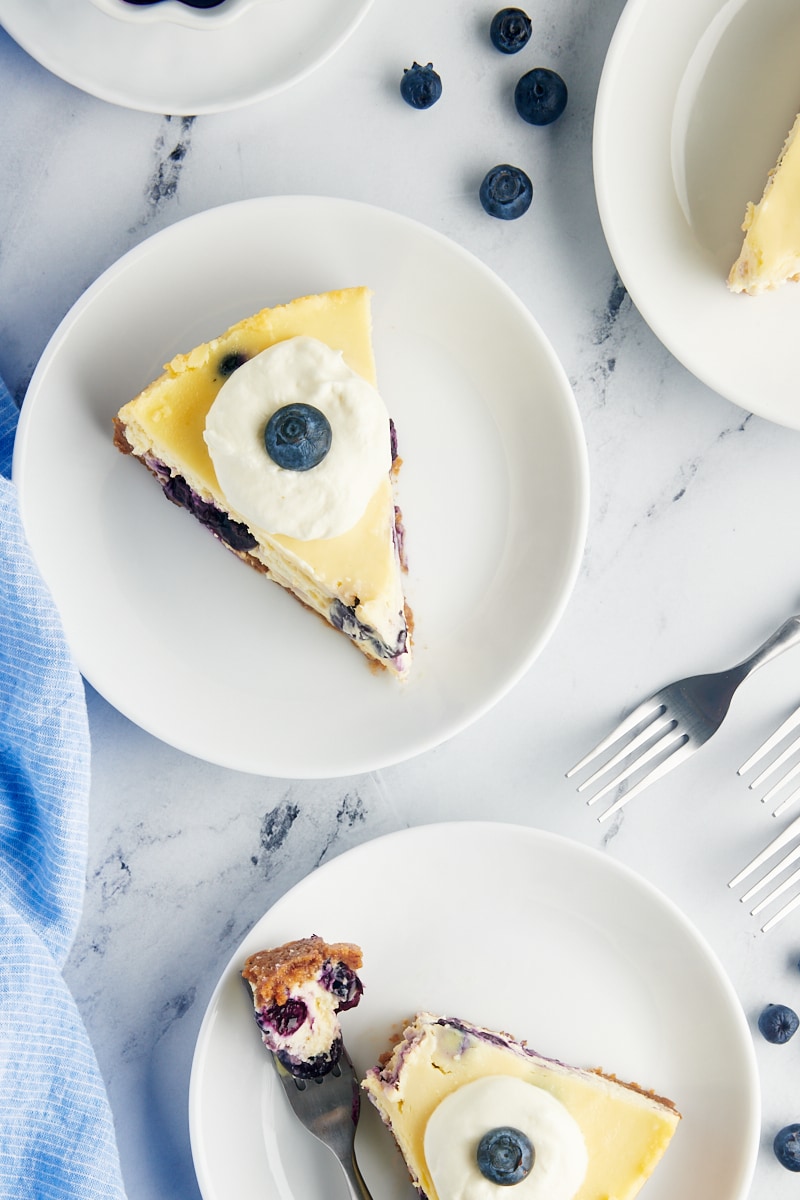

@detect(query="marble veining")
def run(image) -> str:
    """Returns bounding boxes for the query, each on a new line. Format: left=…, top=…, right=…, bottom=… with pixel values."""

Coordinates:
left=144, top=115, right=196, bottom=218
left=592, top=274, right=630, bottom=346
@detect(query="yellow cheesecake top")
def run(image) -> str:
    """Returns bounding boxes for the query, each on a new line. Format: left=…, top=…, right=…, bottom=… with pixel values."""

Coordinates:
left=728, top=111, right=800, bottom=295
left=117, top=288, right=400, bottom=610
left=362, top=1015, right=680, bottom=1200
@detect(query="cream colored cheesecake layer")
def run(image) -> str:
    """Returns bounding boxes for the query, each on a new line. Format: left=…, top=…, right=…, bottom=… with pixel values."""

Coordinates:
left=362, top=1015, right=680, bottom=1200
left=728, top=112, right=800, bottom=295
left=116, top=288, right=407, bottom=659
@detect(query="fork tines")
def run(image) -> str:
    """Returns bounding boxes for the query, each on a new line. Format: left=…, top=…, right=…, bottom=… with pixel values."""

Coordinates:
left=566, top=695, right=694, bottom=823
left=738, top=704, right=800, bottom=817
left=728, top=810, right=800, bottom=932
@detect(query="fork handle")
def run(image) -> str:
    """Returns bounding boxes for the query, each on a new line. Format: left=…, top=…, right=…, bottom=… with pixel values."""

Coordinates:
left=732, top=615, right=800, bottom=680
left=340, top=1153, right=374, bottom=1200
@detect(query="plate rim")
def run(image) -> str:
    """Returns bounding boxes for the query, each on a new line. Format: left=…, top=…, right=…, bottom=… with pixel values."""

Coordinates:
left=187, top=819, right=761, bottom=1200
left=12, top=195, right=590, bottom=778
left=592, top=0, right=800, bottom=429
left=0, top=0, right=374, bottom=115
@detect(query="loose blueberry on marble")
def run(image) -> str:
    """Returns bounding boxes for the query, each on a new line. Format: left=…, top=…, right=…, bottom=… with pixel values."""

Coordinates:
left=758, top=1003, right=799, bottom=1044
left=476, top=1127, right=534, bottom=1185
left=400, top=62, right=443, bottom=109
left=490, top=8, right=532, bottom=54
left=774, top=1124, right=800, bottom=1171
left=479, top=164, right=533, bottom=219
left=514, top=67, right=568, bottom=125
left=265, top=403, right=332, bottom=471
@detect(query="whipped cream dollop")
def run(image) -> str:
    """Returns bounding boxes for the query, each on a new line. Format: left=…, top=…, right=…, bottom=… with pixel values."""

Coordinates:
left=204, top=336, right=392, bottom=540
left=423, top=1076, right=588, bottom=1200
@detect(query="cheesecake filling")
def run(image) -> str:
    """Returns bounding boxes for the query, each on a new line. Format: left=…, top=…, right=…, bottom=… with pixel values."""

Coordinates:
left=728, top=110, right=800, bottom=294
left=362, top=1014, right=681, bottom=1200
left=424, top=1076, right=588, bottom=1200
left=141, top=453, right=408, bottom=667
left=204, top=336, right=392, bottom=540
left=253, top=977, right=349, bottom=1072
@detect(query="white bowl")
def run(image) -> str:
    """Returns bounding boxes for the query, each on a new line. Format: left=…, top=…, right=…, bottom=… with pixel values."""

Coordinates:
left=88, top=0, right=260, bottom=30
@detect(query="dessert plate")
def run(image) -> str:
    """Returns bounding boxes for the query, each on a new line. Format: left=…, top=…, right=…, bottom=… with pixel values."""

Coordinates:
left=12, top=196, right=588, bottom=778
left=594, top=0, right=800, bottom=428
left=0, top=0, right=372, bottom=114
left=189, top=822, right=759, bottom=1200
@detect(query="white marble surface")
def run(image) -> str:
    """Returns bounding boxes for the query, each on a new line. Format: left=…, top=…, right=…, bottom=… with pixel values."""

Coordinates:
left=4, top=1, right=800, bottom=1197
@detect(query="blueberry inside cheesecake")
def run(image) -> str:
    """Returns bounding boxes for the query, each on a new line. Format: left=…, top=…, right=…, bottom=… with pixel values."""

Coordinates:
left=113, top=288, right=412, bottom=676
left=241, top=935, right=363, bottom=1078
left=362, top=1013, right=681, bottom=1200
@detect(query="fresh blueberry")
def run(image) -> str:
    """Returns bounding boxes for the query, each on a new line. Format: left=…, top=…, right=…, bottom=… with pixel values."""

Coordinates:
left=514, top=67, right=568, bottom=125
left=490, top=8, right=532, bottom=54
left=279, top=1036, right=343, bottom=1080
left=775, top=1124, right=800, bottom=1171
left=124, top=0, right=226, bottom=5
left=264, top=403, right=332, bottom=471
left=256, top=998, right=307, bottom=1038
left=400, top=62, right=442, bottom=110
left=320, top=961, right=363, bottom=1010
left=217, top=350, right=248, bottom=378
left=477, top=1127, right=534, bottom=1185
left=479, top=164, right=533, bottom=220
left=758, top=1003, right=799, bottom=1044
left=161, top=472, right=257, bottom=553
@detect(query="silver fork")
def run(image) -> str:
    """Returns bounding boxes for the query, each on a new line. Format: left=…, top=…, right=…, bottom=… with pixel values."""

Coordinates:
left=728, top=810, right=800, bottom=932
left=738, top=704, right=800, bottom=817
left=271, top=1049, right=373, bottom=1200
left=566, top=614, right=800, bottom=822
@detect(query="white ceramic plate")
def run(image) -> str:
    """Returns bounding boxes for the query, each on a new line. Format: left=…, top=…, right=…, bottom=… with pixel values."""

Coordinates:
left=188, top=821, right=760, bottom=1200
left=594, top=0, right=800, bottom=428
left=0, top=0, right=372, bottom=114
left=13, top=196, right=588, bottom=778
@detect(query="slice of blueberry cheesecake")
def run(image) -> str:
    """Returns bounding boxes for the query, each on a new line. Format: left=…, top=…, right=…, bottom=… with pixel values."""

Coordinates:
left=728, top=110, right=800, bottom=295
left=362, top=1012, right=681, bottom=1200
left=113, top=287, right=412, bottom=676
left=241, top=935, right=363, bottom=1078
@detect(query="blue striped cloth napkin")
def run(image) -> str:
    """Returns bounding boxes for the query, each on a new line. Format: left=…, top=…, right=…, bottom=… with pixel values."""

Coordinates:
left=0, top=377, right=127, bottom=1198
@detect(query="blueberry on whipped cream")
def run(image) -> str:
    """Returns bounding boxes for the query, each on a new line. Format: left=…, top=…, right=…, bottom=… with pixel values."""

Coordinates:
left=264, top=403, right=332, bottom=472
left=242, top=935, right=363, bottom=1079
left=477, top=1125, right=534, bottom=1184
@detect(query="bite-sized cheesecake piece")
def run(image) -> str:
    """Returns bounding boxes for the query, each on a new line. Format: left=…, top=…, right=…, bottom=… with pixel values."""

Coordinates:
left=728, top=111, right=800, bottom=295
left=362, top=1013, right=680, bottom=1200
left=113, top=288, right=411, bottom=675
left=242, top=935, right=363, bottom=1078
